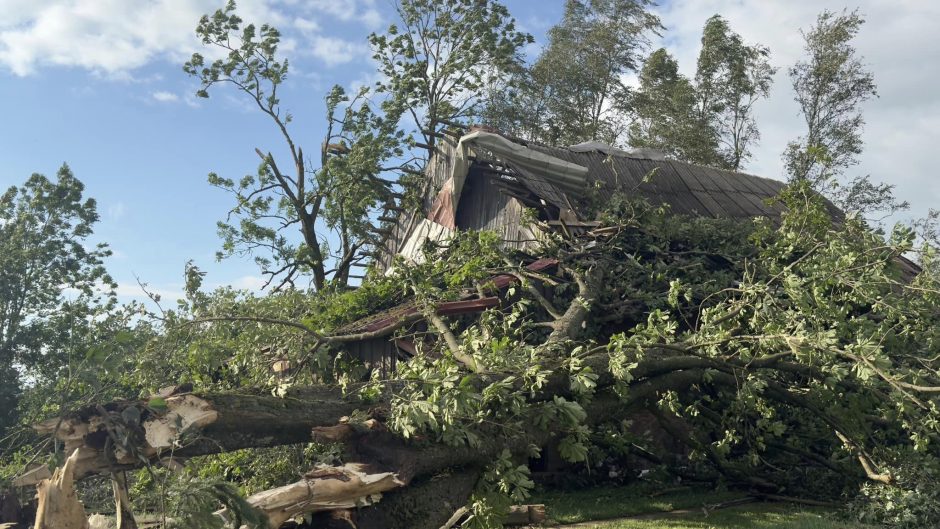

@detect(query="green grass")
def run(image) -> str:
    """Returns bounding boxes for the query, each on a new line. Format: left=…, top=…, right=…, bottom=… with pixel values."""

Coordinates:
left=531, top=483, right=749, bottom=524
left=529, top=483, right=873, bottom=528
left=565, top=504, right=870, bottom=529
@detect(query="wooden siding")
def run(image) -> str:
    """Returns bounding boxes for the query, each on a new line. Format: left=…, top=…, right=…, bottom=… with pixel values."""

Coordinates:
left=454, top=168, right=542, bottom=252
left=375, top=137, right=458, bottom=272
left=342, top=338, right=400, bottom=378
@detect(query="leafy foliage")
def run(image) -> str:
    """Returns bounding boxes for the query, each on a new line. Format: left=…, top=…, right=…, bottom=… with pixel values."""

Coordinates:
left=849, top=454, right=940, bottom=528
left=370, top=0, right=531, bottom=160
left=0, top=165, right=115, bottom=434
left=784, top=10, right=907, bottom=218
left=628, top=48, right=709, bottom=162
left=694, top=15, right=776, bottom=170
left=484, top=0, right=661, bottom=146
left=630, top=15, right=774, bottom=170
left=185, top=1, right=406, bottom=291
left=165, top=477, right=267, bottom=529
left=11, top=4, right=940, bottom=529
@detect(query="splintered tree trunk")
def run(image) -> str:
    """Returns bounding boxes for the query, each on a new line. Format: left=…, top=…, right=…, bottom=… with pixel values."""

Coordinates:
left=33, top=449, right=88, bottom=529
left=20, top=355, right=739, bottom=527
left=24, top=352, right=701, bottom=484
left=110, top=472, right=137, bottom=529
left=26, top=387, right=367, bottom=481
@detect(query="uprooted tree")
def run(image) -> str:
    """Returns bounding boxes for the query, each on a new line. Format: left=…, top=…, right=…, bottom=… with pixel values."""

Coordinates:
left=19, top=180, right=940, bottom=528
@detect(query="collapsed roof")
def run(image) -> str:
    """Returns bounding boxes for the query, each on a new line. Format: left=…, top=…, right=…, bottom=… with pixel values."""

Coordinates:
left=380, top=130, right=835, bottom=269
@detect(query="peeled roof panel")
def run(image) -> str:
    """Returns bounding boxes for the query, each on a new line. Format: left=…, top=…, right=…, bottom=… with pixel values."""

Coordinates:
left=506, top=163, right=572, bottom=210
left=459, top=133, right=815, bottom=221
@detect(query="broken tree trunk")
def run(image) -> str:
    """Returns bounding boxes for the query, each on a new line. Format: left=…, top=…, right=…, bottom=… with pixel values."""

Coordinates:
left=20, top=354, right=748, bottom=487
left=25, top=386, right=367, bottom=482
left=20, top=350, right=842, bottom=528
left=111, top=472, right=137, bottom=529
left=33, top=449, right=88, bottom=529
left=227, top=464, right=405, bottom=528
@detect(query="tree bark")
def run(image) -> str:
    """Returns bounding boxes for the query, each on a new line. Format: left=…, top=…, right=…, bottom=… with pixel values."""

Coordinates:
left=26, top=386, right=366, bottom=481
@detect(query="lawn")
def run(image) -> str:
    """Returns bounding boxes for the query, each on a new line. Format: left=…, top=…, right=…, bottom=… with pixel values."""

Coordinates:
left=531, top=483, right=750, bottom=524
left=560, top=504, right=869, bottom=529
left=529, top=484, right=872, bottom=529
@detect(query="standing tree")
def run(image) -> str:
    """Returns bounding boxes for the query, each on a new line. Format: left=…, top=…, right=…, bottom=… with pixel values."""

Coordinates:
left=530, top=0, right=661, bottom=145
left=482, top=0, right=661, bottom=146
left=630, top=15, right=773, bottom=169
left=784, top=9, right=906, bottom=217
left=0, top=165, right=114, bottom=435
left=627, top=48, right=713, bottom=161
left=368, top=0, right=532, bottom=160
left=185, top=1, right=407, bottom=292
left=694, top=15, right=775, bottom=171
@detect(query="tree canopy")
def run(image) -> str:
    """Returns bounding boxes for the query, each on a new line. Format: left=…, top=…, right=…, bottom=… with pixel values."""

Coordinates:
left=0, top=165, right=115, bottom=435
left=784, top=9, right=908, bottom=218
left=185, top=1, right=408, bottom=291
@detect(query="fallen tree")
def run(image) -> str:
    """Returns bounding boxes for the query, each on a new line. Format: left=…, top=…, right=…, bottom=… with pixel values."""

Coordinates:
left=20, top=185, right=940, bottom=528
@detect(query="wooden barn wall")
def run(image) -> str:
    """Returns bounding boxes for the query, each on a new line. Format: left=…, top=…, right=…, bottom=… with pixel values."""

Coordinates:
left=455, top=169, right=541, bottom=253
left=375, top=137, right=458, bottom=272
left=342, top=337, right=400, bottom=378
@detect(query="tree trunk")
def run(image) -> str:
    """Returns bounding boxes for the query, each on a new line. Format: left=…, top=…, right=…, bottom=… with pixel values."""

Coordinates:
left=33, top=449, right=88, bottom=529
left=234, top=464, right=405, bottom=528
left=26, top=387, right=367, bottom=481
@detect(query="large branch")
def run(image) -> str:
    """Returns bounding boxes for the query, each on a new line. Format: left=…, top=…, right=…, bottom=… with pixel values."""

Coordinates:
left=236, top=464, right=405, bottom=528
left=26, top=387, right=367, bottom=481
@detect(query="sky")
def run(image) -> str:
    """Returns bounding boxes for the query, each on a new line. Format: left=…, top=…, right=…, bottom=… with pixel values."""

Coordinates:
left=1, top=0, right=937, bottom=305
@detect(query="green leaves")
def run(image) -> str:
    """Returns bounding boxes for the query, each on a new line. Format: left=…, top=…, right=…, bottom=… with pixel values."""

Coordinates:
left=483, top=0, right=661, bottom=146
left=694, top=15, right=776, bottom=170
left=187, top=3, right=406, bottom=291
left=784, top=9, right=907, bottom=218
left=370, top=0, right=531, bottom=144
left=0, top=165, right=117, bottom=433
left=148, top=397, right=168, bottom=411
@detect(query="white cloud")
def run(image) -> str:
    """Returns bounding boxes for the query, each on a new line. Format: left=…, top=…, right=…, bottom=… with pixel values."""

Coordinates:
left=293, top=16, right=320, bottom=33
left=653, top=0, right=940, bottom=219
left=0, top=0, right=288, bottom=76
left=0, top=0, right=382, bottom=75
left=303, top=0, right=384, bottom=30
left=151, top=90, right=179, bottom=103
left=310, top=35, right=369, bottom=66
left=228, top=275, right=268, bottom=291
left=114, top=281, right=185, bottom=303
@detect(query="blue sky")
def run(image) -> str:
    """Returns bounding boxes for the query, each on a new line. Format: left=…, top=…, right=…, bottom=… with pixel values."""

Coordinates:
left=1, top=0, right=937, bottom=304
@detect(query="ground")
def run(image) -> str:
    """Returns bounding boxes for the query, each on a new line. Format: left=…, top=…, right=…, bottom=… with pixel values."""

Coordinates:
left=529, top=484, right=873, bottom=529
